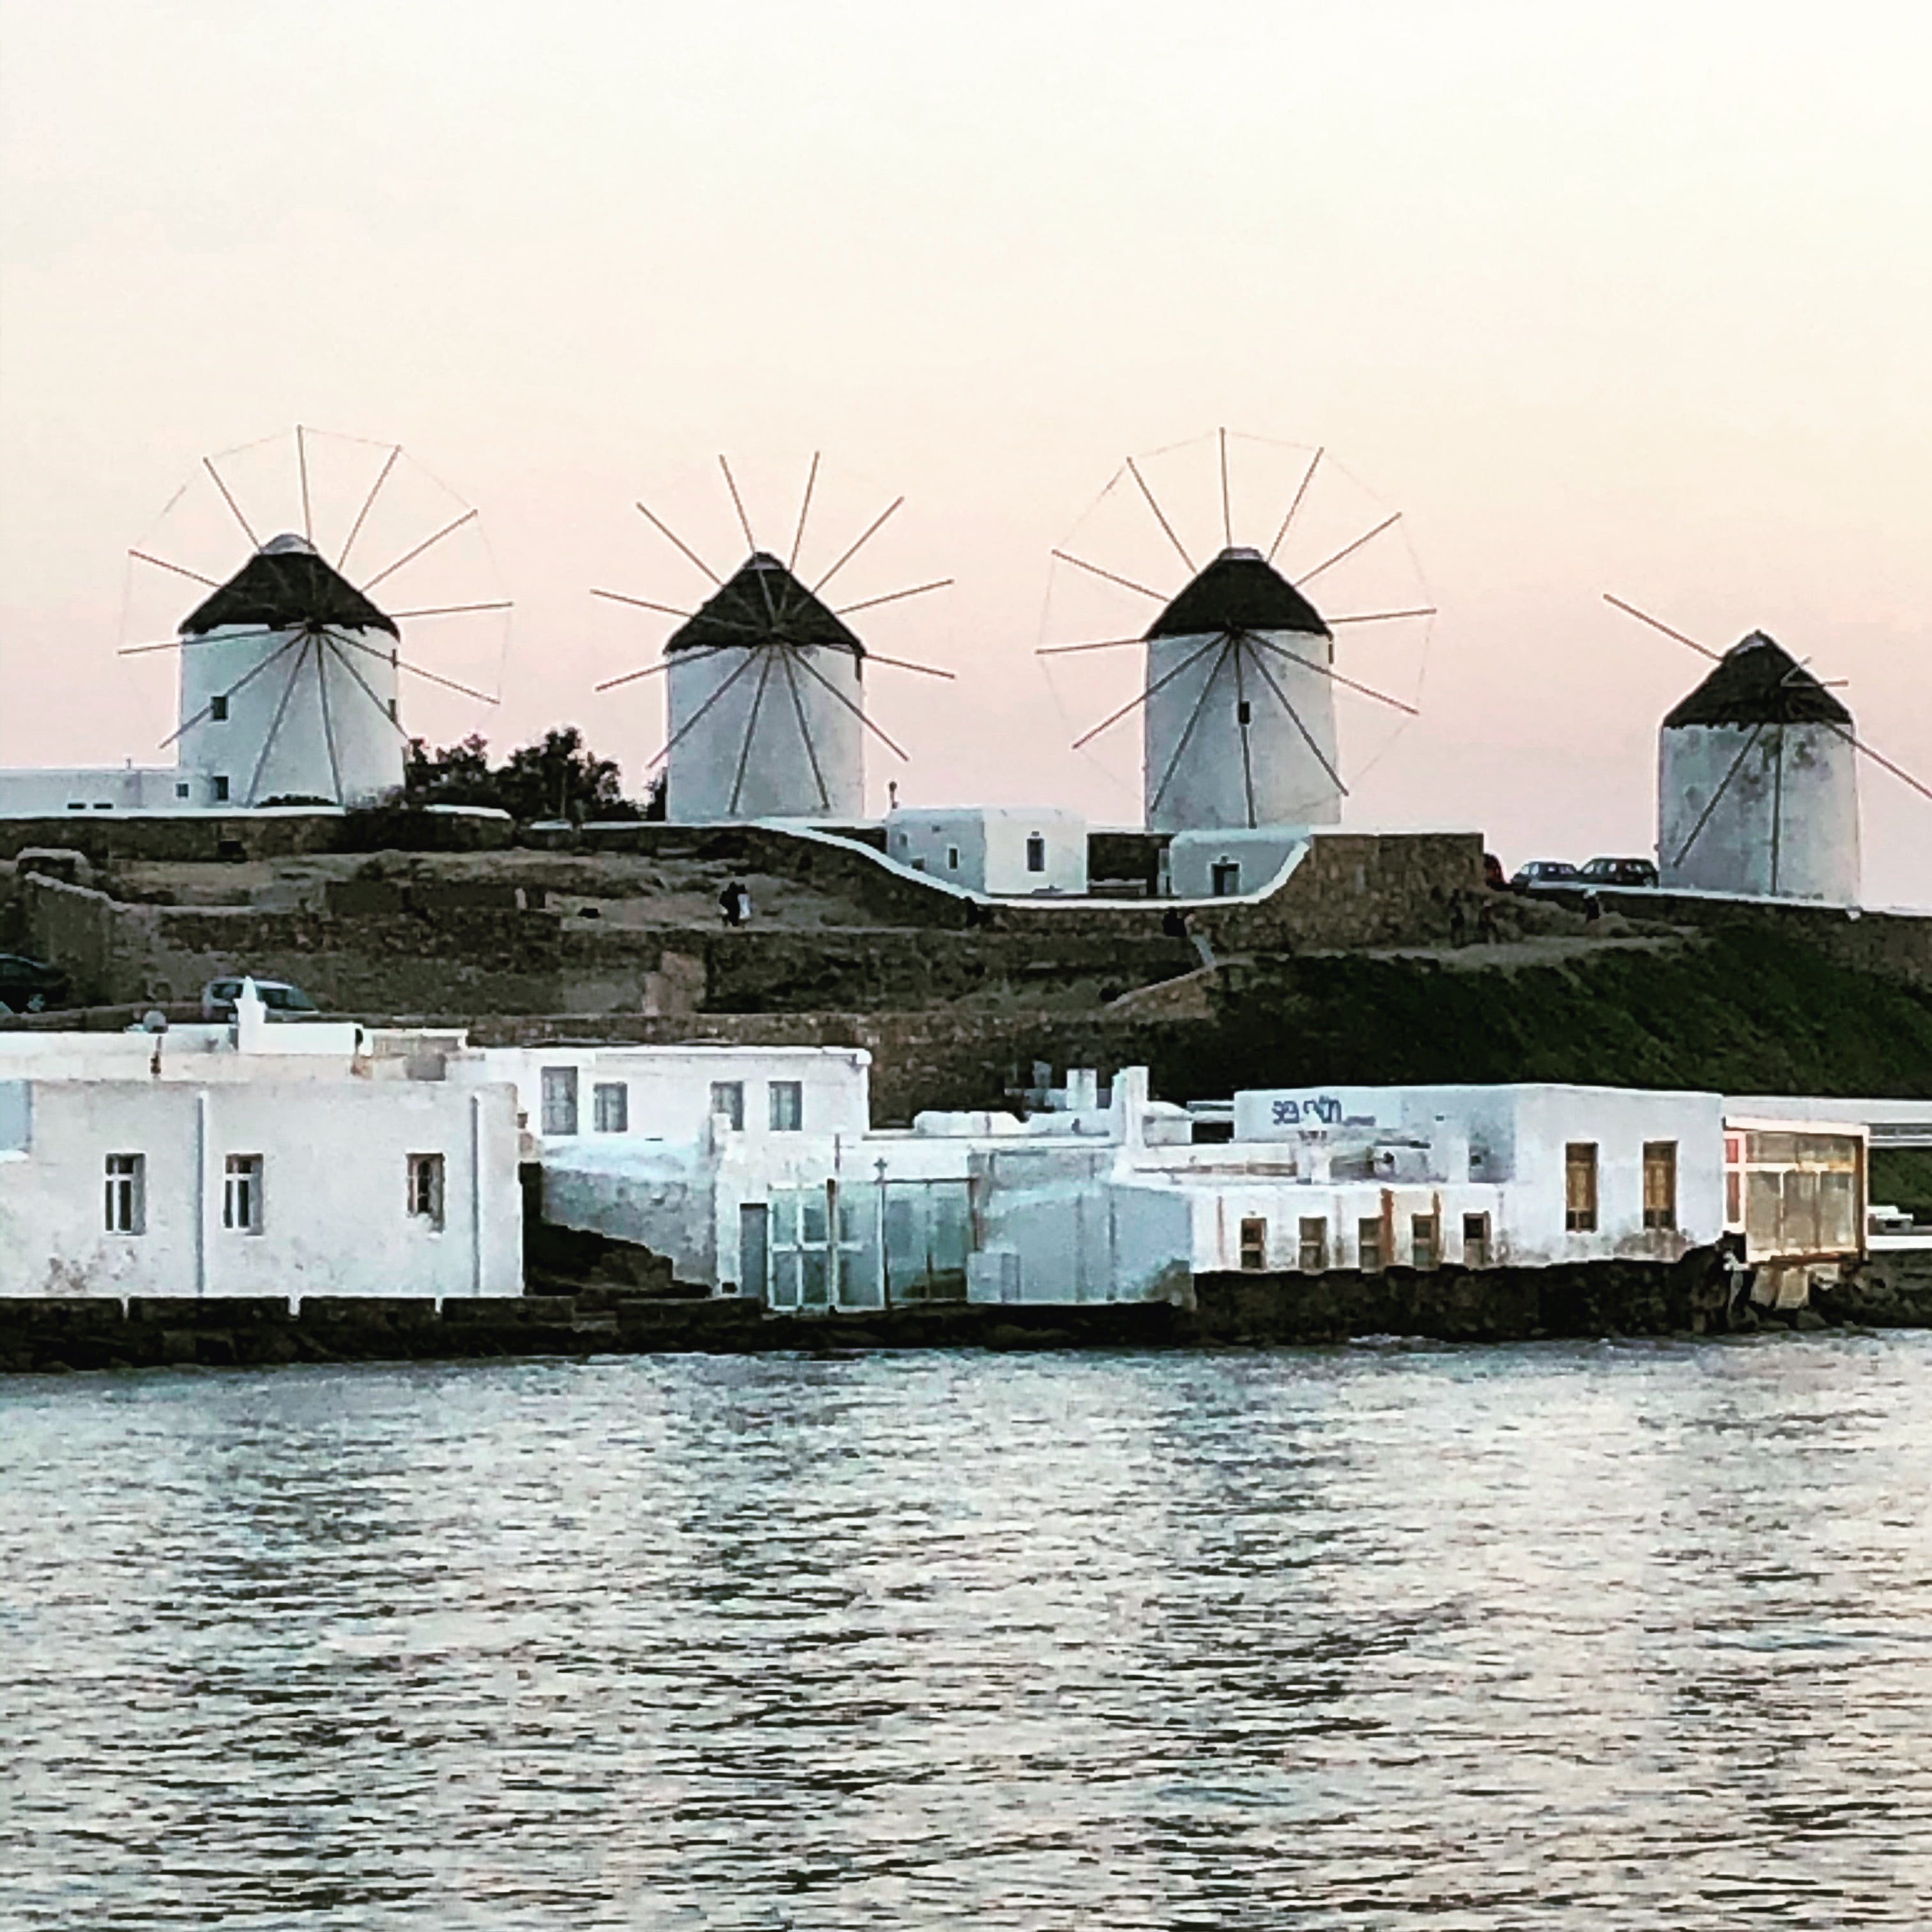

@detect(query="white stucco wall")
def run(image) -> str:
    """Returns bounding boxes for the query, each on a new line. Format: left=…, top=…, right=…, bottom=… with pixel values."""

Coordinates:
left=1227, top=1082, right=1726, bottom=1265
left=1143, top=627, right=1342, bottom=832
left=1168, top=829, right=1311, bottom=900
left=885, top=806, right=1088, bottom=895
left=0, top=1077, right=521, bottom=1299
left=177, top=620, right=404, bottom=807
left=0, top=767, right=194, bottom=816
left=665, top=643, right=864, bottom=822
left=485, top=1043, right=873, bottom=1151
left=1659, top=720, right=1860, bottom=903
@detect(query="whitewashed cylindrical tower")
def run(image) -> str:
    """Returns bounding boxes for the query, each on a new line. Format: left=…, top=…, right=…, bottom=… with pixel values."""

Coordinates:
left=664, top=551, right=864, bottom=822
left=1142, top=546, right=1341, bottom=832
left=176, top=534, right=403, bottom=807
left=1658, top=631, right=1860, bottom=902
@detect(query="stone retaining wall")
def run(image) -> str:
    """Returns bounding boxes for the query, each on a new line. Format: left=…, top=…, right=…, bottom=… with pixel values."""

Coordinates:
left=0, top=806, right=510, bottom=867
left=3, top=1247, right=1889, bottom=1376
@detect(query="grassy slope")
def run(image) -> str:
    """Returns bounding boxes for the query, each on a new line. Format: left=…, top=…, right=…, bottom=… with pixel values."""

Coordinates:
left=1177, top=928, right=1932, bottom=1101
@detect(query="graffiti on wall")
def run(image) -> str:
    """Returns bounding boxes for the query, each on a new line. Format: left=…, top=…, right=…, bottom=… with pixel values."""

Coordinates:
left=1269, top=1094, right=1344, bottom=1128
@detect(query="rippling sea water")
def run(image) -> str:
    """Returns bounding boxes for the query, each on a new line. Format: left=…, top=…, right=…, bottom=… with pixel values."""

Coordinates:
left=4, top=1335, right=1931, bottom=1929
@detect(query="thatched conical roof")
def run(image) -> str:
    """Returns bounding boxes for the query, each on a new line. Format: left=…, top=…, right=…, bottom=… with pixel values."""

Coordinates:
left=666, top=551, right=863, bottom=657
left=1664, top=631, right=1851, bottom=729
left=181, top=533, right=398, bottom=639
left=1147, top=546, right=1330, bottom=641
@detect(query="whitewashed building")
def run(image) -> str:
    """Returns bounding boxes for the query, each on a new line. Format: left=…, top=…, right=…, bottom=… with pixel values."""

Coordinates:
left=1166, top=827, right=1310, bottom=900
left=885, top=806, right=1088, bottom=896
left=531, top=1062, right=1871, bottom=1310
left=0, top=986, right=522, bottom=1299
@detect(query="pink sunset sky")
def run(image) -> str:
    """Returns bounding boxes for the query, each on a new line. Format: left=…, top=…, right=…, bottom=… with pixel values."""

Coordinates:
left=1, top=1, right=1927, bottom=904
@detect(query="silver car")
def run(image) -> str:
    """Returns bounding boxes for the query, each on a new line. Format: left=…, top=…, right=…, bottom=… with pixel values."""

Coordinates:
left=201, top=977, right=321, bottom=1022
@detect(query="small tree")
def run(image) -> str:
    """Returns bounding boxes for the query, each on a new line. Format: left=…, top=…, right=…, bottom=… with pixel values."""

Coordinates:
left=403, top=726, right=640, bottom=822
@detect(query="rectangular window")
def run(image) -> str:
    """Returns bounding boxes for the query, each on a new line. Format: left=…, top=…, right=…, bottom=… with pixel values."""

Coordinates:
left=593, top=1082, right=629, bottom=1133
left=769, top=1081, right=804, bottom=1132
left=539, top=1066, right=579, bottom=1136
left=211, top=776, right=230, bottom=802
left=103, top=1154, right=144, bottom=1235
left=407, top=1153, right=445, bottom=1229
left=1298, top=1216, right=1328, bottom=1272
left=1239, top=1216, right=1268, bottom=1271
left=1643, top=1140, right=1678, bottom=1230
left=1411, top=1213, right=1439, bottom=1270
left=1211, top=860, right=1241, bottom=897
left=1463, top=1211, right=1491, bottom=1268
left=946, top=846, right=960, bottom=871
left=1025, top=834, right=1046, bottom=873
left=174, top=782, right=190, bottom=799
left=1565, top=1142, right=1598, bottom=1232
left=1358, top=1216, right=1384, bottom=1273
left=210, top=694, right=228, bottom=721
left=223, top=1154, right=263, bottom=1233
left=709, top=1081, right=745, bottom=1131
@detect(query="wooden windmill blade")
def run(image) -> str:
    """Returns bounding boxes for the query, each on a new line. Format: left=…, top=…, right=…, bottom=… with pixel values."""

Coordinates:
left=592, top=454, right=951, bottom=823
left=124, top=430, right=509, bottom=808
left=1040, top=430, right=1430, bottom=834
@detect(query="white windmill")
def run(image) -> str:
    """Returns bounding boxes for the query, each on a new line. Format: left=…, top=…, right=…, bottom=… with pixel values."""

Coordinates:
left=592, top=456, right=953, bottom=823
left=1039, top=431, right=1432, bottom=834
left=1606, top=596, right=1932, bottom=905
left=120, top=429, right=508, bottom=807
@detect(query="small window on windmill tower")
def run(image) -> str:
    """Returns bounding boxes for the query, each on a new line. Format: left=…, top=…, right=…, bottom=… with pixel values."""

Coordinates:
left=1026, top=834, right=1046, bottom=873
left=1211, top=859, right=1241, bottom=897
left=210, top=695, right=228, bottom=721
left=946, top=847, right=960, bottom=871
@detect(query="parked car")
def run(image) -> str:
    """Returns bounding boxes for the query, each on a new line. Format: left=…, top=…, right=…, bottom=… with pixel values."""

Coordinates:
left=201, top=977, right=321, bottom=1022
left=1576, top=856, right=1660, bottom=889
left=0, top=953, right=71, bottom=1013
left=1509, top=859, right=1580, bottom=894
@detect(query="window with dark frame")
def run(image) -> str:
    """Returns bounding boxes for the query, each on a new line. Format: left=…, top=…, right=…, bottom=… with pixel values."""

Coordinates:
left=593, top=1082, right=629, bottom=1133
left=1358, top=1216, right=1384, bottom=1273
left=223, top=1154, right=263, bottom=1233
left=1025, top=834, right=1046, bottom=873
left=769, top=1082, right=804, bottom=1132
left=1298, top=1216, right=1328, bottom=1271
left=1239, top=1217, right=1268, bottom=1271
left=1462, top=1211, right=1491, bottom=1267
left=540, top=1066, right=579, bottom=1137
left=1411, top=1213, right=1439, bottom=1270
left=710, top=1081, right=745, bottom=1131
left=103, top=1154, right=144, bottom=1234
left=407, top=1153, right=445, bottom=1229
left=1643, top=1140, right=1678, bottom=1230
left=1565, top=1142, right=1598, bottom=1232
left=211, top=776, right=230, bottom=802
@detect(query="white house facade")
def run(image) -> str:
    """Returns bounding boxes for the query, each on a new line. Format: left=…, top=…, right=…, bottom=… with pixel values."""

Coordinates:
left=885, top=806, right=1089, bottom=896
left=0, top=990, right=522, bottom=1299
left=530, top=1065, right=1872, bottom=1311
